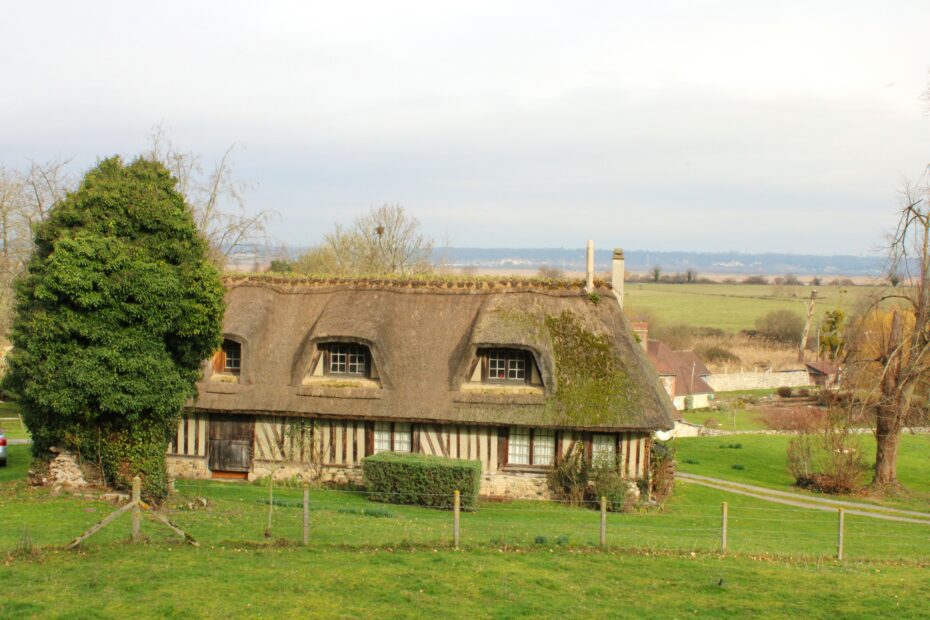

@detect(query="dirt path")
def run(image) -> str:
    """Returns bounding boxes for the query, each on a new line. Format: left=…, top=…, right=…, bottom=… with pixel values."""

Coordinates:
left=678, top=472, right=930, bottom=525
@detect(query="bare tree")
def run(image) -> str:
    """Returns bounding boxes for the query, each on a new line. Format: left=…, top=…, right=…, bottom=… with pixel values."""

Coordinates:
left=295, top=204, right=435, bottom=276
left=0, top=159, right=73, bottom=337
left=537, top=265, right=565, bottom=279
left=846, top=167, right=930, bottom=488
left=146, top=125, right=275, bottom=266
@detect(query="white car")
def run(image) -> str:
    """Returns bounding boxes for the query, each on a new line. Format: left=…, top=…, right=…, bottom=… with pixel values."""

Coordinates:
left=0, top=431, right=7, bottom=466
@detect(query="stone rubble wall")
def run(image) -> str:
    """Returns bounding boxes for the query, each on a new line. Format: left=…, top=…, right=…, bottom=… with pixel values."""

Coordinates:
left=705, top=370, right=811, bottom=392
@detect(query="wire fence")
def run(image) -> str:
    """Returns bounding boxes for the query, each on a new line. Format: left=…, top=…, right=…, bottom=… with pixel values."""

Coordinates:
left=62, top=477, right=922, bottom=563
left=9, top=475, right=929, bottom=563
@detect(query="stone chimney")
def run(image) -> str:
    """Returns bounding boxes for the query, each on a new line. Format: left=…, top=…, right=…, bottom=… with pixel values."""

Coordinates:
left=631, top=321, right=648, bottom=351
left=585, top=240, right=594, bottom=293
left=612, top=248, right=624, bottom=308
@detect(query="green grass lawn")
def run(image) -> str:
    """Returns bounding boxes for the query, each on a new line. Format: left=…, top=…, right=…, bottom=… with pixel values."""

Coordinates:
left=675, top=434, right=930, bottom=511
left=625, top=283, right=880, bottom=332
left=2, top=443, right=929, bottom=617
left=0, top=401, right=27, bottom=440
left=681, top=408, right=769, bottom=432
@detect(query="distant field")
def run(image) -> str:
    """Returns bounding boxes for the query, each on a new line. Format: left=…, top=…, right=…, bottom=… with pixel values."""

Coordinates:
left=625, top=283, right=881, bottom=332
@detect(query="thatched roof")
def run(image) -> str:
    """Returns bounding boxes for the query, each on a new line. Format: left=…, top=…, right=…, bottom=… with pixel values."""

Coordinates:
left=191, top=275, right=675, bottom=431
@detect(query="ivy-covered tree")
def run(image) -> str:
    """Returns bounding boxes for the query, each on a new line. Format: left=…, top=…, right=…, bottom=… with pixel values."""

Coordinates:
left=5, top=157, right=224, bottom=500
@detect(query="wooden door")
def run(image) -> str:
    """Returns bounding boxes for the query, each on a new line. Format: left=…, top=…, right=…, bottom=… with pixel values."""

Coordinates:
left=208, top=414, right=253, bottom=473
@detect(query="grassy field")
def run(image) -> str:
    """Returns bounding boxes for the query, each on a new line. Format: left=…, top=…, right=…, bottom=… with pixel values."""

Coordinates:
left=625, top=283, right=880, bottom=333
left=680, top=408, right=768, bottom=431
left=0, top=402, right=27, bottom=440
left=675, top=434, right=930, bottom=512
left=2, top=443, right=930, bottom=617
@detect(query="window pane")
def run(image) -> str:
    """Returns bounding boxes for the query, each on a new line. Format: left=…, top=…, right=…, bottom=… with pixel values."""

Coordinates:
left=507, top=354, right=525, bottom=380
left=592, top=434, right=616, bottom=466
left=533, top=429, right=554, bottom=466
left=508, top=428, right=530, bottom=465
left=489, top=350, right=506, bottom=379
left=223, top=340, right=241, bottom=373
left=330, top=345, right=347, bottom=374
left=348, top=345, right=367, bottom=375
left=393, top=423, right=412, bottom=453
left=374, top=422, right=391, bottom=454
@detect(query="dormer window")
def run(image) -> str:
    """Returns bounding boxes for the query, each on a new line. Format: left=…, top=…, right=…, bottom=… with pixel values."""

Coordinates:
left=482, top=348, right=531, bottom=383
left=323, top=343, right=370, bottom=377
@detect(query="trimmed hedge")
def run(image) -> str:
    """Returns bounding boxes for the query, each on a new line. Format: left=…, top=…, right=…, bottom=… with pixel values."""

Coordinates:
left=362, top=452, right=482, bottom=510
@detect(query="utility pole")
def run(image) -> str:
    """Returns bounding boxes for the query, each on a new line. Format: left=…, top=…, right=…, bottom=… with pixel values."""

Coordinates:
left=798, top=289, right=817, bottom=363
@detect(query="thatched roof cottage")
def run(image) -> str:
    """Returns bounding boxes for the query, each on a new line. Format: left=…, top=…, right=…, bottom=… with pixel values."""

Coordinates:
left=167, top=248, right=676, bottom=498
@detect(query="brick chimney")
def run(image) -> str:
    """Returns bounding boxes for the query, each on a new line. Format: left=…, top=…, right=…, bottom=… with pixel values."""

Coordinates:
left=612, top=248, right=624, bottom=308
left=631, top=321, right=648, bottom=351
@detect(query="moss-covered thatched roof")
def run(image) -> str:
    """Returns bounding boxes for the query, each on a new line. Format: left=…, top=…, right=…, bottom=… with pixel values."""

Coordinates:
left=191, top=276, right=675, bottom=431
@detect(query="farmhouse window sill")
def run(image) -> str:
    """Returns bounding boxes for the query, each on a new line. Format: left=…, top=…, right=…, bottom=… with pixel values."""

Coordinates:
left=205, top=383, right=241, bottom=394
left=295, top=385, right=382, bottom=400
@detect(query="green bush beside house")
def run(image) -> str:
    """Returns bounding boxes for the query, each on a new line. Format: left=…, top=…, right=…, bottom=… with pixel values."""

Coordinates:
left=363, top=452, right=482, bottom=510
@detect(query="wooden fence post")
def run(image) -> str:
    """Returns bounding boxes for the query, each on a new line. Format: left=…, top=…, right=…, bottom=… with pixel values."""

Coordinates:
left=600, top=496, right=607, bottom=549
left=837, top=508, right=845, bottom=561
left=265, top=475, right=273, bottom=538
left=721, top=502, right=728, bottom=553
left=453, top=490, right=461, bottom=548
left=303, top=484, right=310, bottom=547
left=131, top=476, right=141, bottom=542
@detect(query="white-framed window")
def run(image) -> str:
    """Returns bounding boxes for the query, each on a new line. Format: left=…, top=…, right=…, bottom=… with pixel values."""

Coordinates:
left=373, top=422, right=413, bottom=454
left=508, top=428, right=531, bottom=465
left=507, top=428, right=556, bottom=466
left=592, top=434, right=617, bottom=466
left=327, top=344, right=369, bottom=376
left=222, top=340, right=241, bottom=374
left=533, top=429, right=555, bottom=466
left=485, top=349, right=529, bottom=383
left=374, top=422, right=392, bottom=454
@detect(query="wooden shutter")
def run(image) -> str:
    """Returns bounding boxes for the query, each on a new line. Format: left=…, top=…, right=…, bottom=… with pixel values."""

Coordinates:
left=364, top=422, right=374, bottom=456
left=212, top=349, right=226, bottom=373
left=497, top=427, right=508, bottom=468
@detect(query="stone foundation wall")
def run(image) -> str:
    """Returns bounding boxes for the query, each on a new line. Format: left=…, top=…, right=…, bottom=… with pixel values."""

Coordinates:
left=250, top=460, right=363, bottom=486
left=480, top=470, right=551, bottom=499
left=705, top=370, right=810, bottom=392
left=167, top=455, right=211, bottom=480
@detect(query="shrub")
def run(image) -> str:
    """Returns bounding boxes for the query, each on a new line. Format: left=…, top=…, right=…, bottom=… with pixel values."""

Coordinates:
left=547, top=442, right=589, bottom=505
left=798, top=388, right=811, bottom=398
left=755, top=310, right=804, bottom=343
left=695, top=344, right=741, bottom=365
left=777, top=386, right=793, bottom=398
left=731, top=464, right=745, bottom=470
left=762, top=406, right=827, bottom=432
left=362, top=452, right=481, bottom=510
left=786, top=409, right=867, bottom=494
left=591, top=459, right=637, bottom=512
left=742, top=275, right=768, bottom=285
left=648, top=441, right=676, bottom=504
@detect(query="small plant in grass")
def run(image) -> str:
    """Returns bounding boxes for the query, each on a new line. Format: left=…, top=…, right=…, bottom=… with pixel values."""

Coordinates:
left=555, top=535, right=569, bottom=546
left=15, top=527, right=37, bottom=560
left=337, top=507, right=395, bottom=518
left=731, top=464, right=745, bottom=470
left=534, top=535, right=548, bottom=545
left=683, top=459, right=699, bottom=465
left=718, top=443, right=742, bottom=449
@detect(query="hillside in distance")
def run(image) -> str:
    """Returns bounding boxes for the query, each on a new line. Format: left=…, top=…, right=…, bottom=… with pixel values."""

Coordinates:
left=444, top=248, right=885, bottom=277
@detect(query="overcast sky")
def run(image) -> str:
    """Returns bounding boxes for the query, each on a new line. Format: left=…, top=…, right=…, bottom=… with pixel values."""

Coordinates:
left=2, top=1, right=929, bottom=255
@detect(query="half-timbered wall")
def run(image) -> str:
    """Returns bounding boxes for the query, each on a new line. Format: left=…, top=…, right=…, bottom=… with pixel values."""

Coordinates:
left=168, top=413, right=208, bottom=457
left=169, top=413, right=652, bottom=482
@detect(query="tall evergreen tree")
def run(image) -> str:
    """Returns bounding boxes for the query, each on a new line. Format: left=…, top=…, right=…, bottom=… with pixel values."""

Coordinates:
left=5, top=157, right=224, bottom=499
